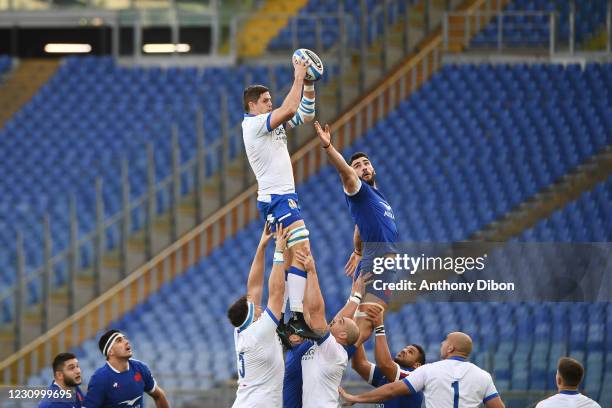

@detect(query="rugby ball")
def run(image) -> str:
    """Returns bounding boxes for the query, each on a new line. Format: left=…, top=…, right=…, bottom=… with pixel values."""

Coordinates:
left=292, top=48, right=324, bottom=81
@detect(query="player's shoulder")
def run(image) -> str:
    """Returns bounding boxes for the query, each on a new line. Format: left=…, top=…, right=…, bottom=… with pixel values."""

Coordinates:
left=534, top=394, right=558, bottom=407
left=88, top=363, right=113, bottom=387
left=129, top=358, right=151, bottom=371
left=242, top=113, right=269, bottom=124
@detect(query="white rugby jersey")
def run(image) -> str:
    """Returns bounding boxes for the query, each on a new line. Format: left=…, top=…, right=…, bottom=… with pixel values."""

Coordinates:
left=536, top=391, right=601, bottom=408
left=242, top=113, right=295, bottom=199
left=301, top=332, right=348, bottom=408
left=403, top=357, right=499, bottom=408
left=232, top=308, right=284, bottom=408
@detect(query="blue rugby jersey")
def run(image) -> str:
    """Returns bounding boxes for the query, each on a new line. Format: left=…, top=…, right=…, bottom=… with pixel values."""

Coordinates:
left=369, top=364, right=423, bottom=408
left=282, top=341, right=313, bottom=408
left=345, top=180, right=399, bottom=272
left=38, top=381, right=85, bottom=408
left=82, top=359, right=156, bottom=408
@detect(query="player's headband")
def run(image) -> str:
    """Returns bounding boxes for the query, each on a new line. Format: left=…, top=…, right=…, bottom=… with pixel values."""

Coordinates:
left=238, top=301, right=255, bottom=332
left=102, top=332, right=124, bottom=357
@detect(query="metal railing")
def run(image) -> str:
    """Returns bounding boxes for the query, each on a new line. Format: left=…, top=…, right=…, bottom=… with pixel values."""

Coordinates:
left=1, top=0, right=442, bottom=343
left=443, top=0, right=612, bottom=55
left=0, top=12, right=447, bottom=385
left=0, top=0, right=217, bottom=12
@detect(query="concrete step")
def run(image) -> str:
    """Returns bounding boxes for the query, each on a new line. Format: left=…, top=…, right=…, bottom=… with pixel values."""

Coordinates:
left=0, top=59, right=60, bottom=127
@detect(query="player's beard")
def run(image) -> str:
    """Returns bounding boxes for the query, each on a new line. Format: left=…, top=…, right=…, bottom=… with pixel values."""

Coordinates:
left=64, top=376, right=81, bottom=387
left=362, top=173, right=376, bottom=187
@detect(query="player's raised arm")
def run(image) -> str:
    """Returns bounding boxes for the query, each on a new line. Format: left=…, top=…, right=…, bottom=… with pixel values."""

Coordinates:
left=246, top=223, right=274, bottom=305
left=286, top=79, right=316, bottom=129
left=334, top=273, right=368, bottom=323
left=344, top=225, right=362, bottom=277
left=268, top=58, right=309, bottom=130
left=367, top=307, right=400, bottom=381
left=485, top=396, right=506, bottom=408
left=147, top=386, right=170, bottom=408
left=314, top=121, right=360, bottom=195
left=351, top=344, right=373, bottom=382
left=339, top=379, right=410, bottom=405
left=266, top=224, right=290, bottom=320
left=295, top=248, right=327, bottom=333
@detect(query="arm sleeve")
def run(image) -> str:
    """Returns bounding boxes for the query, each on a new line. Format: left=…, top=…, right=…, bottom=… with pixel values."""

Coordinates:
left=139, top=361, right=157, bottom=394
left=294, top=340, right=315, bottom=358
left=344, top=179, right=366, bottom=200
left=82, top=373, right=105, bottom=408
left=482, top=374, right=499, bottom=403
left=396, top=364, right=411, bottom=381
left=368, top=363, right=389, bottom=387
left=402, top=364, right=426, bottom=394
left=250, top=308, right=281, bottom=342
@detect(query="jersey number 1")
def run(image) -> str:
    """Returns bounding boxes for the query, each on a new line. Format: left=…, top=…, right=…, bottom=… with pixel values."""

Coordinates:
left=451, top=381, right=459, bottom=408
left=239, top=352, right=246, bottom=378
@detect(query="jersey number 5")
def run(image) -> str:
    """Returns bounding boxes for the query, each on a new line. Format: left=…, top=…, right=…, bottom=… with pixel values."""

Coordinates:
left=451, top=381, right=459, bottom=408
left=238, top=352, right=246, bottom=378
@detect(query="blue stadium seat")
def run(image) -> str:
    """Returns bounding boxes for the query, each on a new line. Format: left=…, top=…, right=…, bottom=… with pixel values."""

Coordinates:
left=471, top=0, right=608, bottom=48
left=20, top=62, right=611, bottom=406
left=0, top=57, right=338, bottom=307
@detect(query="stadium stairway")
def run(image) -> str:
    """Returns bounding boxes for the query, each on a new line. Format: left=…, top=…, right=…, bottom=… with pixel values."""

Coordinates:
left=235, top=0, right=310, bottom=58
left=0, top=0, right=475, bottom=357
left=472, top=145, right=612, bottom=242
left=0, top=0, right=544, bottom=375
left=0, top=59, right=59, bottom=128
left=0, top=0, right=450, bottom=369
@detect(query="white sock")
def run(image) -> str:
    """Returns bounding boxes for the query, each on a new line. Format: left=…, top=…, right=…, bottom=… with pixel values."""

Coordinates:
left=287, top=266, right=306, bottom=313
left=282, top=271, right=289, bottom=316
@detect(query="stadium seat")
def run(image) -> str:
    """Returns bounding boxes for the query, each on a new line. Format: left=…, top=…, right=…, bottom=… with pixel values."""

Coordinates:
left=471, top=0, right=608, bottom=48
left=20, top=62, right=611, bottom=406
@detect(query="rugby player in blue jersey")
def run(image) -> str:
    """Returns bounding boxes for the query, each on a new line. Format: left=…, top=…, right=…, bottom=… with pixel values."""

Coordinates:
left=39, top=353, right=85, bottom=408
left=82, top=330, right=168, bottom=408
left=351, top=308, right=425, bottom=408
left=314, top=121, right=399, bottom=343
left=282, top=249, right=367, bottom=408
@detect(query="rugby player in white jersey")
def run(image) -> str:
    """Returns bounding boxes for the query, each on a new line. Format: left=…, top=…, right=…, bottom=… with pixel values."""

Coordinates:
left=535, top=357, right=601, bottom=408
left=226, top=223, right=289, bottom=408
left=242, top=54, right=318, bottom=341
left=340, top=332, right=506, bottom=408
left=294, top=248, right=365, bottom=408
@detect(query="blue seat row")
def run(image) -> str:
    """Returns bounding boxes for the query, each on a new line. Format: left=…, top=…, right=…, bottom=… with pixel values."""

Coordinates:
left=268, top=0, right=412, bottom=52
left=0, top=56, right=337, bottom=302
left=23, top=63, right=611, bottom=406
left=471, top=0, right=609, bottom=48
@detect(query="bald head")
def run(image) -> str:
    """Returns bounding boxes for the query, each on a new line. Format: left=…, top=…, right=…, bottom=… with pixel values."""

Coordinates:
left=440, top=332, right=473, bottom=359
left=330, top=317, right=360, bottom=346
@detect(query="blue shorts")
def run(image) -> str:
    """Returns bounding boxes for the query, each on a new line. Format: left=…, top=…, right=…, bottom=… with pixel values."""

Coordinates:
left=356, top=256, right=397, bottom=303
left=257, top=193, right=303, bottom=231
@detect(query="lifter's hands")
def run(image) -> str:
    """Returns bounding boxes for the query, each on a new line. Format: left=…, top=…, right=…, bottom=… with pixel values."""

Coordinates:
left=314, top=121, right=332, bottom=148
left=275, top=224, right=291, bottom=252
left=365, top=302, right=384, bottom=327
left=295, top=248, right=315, bottom=273
left=351, top=272, right=371, bottom=297
left=258, top=222, right=274, bottom=248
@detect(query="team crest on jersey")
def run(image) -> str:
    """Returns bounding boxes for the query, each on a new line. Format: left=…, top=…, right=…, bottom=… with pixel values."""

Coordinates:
left=288, top=199, right=297, bottom=209
left=379, top=201, right=395, bottom=219
left=134, top=372, right=142, bottom=382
